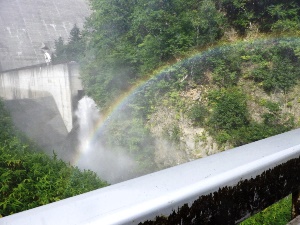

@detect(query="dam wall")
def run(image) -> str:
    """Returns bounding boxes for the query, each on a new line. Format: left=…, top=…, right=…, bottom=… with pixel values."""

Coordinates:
left=0, top=62, right=83, bottom=132
left=0, top=0, right=90, bottom=71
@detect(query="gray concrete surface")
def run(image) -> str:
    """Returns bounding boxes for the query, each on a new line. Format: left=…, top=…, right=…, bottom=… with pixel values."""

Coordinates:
left=0, top=63, right=83, bottom=132
left=4, top=97, right=79, bottom=163
left=0, top=0, right=90, bottom=71
left=4, top=97, right=67, bottom=153
left=287, top=216, right=300, bottom=225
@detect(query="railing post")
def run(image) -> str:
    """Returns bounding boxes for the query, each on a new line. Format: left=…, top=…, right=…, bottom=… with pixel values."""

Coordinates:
left=292, top=190, right=300, bottom=219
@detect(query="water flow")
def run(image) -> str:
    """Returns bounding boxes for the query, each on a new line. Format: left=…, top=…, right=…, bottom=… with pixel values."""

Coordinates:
left=74, top=96, right=137, bottom=184
left=75, top=96, right=100, bottom=154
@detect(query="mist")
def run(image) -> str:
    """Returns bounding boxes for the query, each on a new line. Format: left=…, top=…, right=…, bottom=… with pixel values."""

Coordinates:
left=74, top=96, right=137, bottom=184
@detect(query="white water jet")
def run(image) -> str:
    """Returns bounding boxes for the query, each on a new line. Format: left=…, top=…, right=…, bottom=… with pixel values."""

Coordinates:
left=75, top=96, right=100, bottom=154
left=74, top=96, right=137, bottom=184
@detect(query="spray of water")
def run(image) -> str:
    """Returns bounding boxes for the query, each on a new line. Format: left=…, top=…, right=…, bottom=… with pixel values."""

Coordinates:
left=74, top=96, right=137, bottom=184
left=75, top=96, right=99, bottom=154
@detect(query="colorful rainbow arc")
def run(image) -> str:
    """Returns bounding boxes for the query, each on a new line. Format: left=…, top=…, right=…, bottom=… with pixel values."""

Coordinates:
left=72, top=36, right=300, bottom=166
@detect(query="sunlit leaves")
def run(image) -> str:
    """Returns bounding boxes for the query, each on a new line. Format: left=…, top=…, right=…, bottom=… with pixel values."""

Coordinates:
left=241, top=195, right=292, bottom=225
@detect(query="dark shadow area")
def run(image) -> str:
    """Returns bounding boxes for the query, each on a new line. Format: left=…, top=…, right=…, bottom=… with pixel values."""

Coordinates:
left=4, top=96, right=75, bottom=162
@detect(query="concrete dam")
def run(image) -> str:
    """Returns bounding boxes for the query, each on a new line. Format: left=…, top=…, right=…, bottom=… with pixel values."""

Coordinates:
left=0, top=0, right=90, bottom=71
left=0, top=0, right=90, bottom=157
left=0, top=63, right=83, bottom=160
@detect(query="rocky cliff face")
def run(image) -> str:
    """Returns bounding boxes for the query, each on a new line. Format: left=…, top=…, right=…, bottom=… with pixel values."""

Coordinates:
left=147, top=79, right=300, bottom=169
left=0, top=0, right=90, bottom=71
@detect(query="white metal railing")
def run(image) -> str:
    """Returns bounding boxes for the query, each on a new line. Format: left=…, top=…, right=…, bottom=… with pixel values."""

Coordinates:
left=1, top=129, right=300, bottom=225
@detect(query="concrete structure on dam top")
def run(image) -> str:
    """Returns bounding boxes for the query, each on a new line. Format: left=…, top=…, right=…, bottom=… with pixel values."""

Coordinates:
left=0, top=0, right=91, bottom=72
left=0, top=62, right=83, bottom=132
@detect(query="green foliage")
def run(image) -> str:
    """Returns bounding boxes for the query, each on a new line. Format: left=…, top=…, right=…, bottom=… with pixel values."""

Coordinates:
left=218, top=97, right=294, bottom=147
left=80, top=0, right=227, bottom=108
left=52, top=24, right=85, bottom=64
left=189, top=39, right=300, bottom=146
left=250, top=55, right=300, bottom=93
left=75, top=0, right=300, bottom=109
left=77, top=0, right=300, bottom=109
left=101, top=111, right=157, bottom=173
left=171, top=125, right=181, bottom=144
left=0, top=99, right=15, bottom=141
left=187, top=103, right=208, bottom=126
left=240, top=195, right=292, bottom=225
left=215, top=130, right=231, bottom=145
left=209, top=51, right=242, bottom=87
left=52, top=37, right=68, bottom=63
left=261, top=100, right=281, bottom=125
left=230, top=121, right=293, bottom=147
left=268, top=3, right=300, bottom=33
left=271, top=19, right=300, bottom=33
left=209, top=88, right=249, bottom=131
left=206, top=87, right=252, bottom=145
left=0, top=100, right=108, bottom=217
left=220, top=0, right=300, bottom=33
left=111, top=39, right=300, bottom=151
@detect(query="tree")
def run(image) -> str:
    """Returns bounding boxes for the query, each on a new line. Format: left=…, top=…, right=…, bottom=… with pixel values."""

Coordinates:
left=81, top=0, right=227, bottom=108
left=52, top=24, right=85, bottom=63
left=219, top=0, right=300, bottom=33
left=52, top=37, right=68, bottom=63
left=268, top=3, right=300, bottom=33
left=69, top=24, right=81, bottom=43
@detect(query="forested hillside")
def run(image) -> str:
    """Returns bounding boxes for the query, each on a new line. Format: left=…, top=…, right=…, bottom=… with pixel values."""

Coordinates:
left=80, top=0, right=300, bottom=108
left=51, top=0, right=300, bottom=223
left=52, top=0, right=300, bottom=170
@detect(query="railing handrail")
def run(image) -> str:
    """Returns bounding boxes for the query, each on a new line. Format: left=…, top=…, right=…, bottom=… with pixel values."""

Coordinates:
left=2, top=129, right=300, bottom=225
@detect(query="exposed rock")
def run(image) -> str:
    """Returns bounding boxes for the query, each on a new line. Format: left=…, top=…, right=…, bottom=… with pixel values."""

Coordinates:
left=148, top=105, right=220, bottom=169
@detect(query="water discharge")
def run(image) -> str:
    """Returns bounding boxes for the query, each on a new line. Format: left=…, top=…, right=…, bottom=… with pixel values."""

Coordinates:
left=74, top=96, right=137, bottom=184
left=75, top=96, right=99, bottom=154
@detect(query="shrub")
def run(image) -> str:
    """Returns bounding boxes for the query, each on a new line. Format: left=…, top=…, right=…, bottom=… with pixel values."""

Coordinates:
left=188, top=103, right=208, bottom=126
left=208, top=88, right=249, bottom=131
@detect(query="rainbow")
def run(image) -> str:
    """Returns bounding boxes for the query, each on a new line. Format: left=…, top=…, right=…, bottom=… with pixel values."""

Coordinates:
left=72, top=36, right=300, bottom=167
